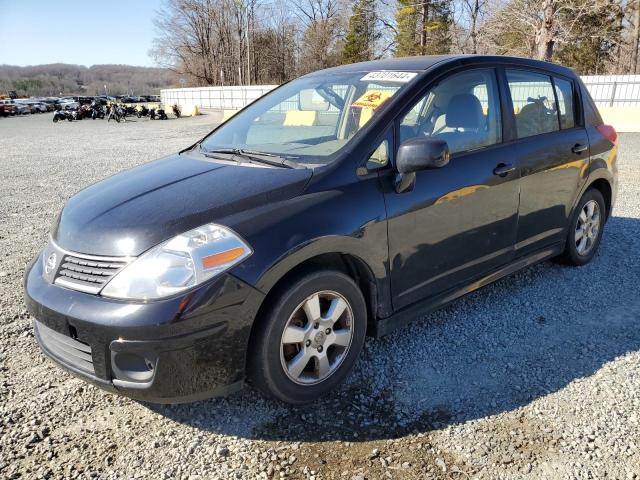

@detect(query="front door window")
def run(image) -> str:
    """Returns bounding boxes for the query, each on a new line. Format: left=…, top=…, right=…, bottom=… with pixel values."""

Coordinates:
left=398, top=69, right=502, bottom=155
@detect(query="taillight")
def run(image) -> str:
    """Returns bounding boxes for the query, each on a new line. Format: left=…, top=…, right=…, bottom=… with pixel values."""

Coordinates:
left=596, top=124, right=617, bottom=145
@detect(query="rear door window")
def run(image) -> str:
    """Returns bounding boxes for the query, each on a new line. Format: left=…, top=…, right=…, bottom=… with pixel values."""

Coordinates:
left=506, top=70, right=559, bottom=138
left=553, top=77, right=576, bottom=129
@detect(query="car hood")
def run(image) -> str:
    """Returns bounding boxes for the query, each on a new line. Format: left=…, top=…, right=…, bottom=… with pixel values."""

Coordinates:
left=53, top=152, right=312, bottom=256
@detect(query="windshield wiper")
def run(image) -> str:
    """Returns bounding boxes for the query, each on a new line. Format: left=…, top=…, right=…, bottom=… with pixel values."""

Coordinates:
left=200, top=146, right=303, bottom=169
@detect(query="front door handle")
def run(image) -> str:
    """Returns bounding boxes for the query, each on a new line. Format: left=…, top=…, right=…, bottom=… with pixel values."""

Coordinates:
left=493, top=163, right=515, bottom=177
left=572, top=143, right=588, bottom=154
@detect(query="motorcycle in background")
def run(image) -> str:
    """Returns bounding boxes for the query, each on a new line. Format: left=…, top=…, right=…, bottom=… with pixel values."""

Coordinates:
left=137, top=105, right=149, bottom=118
left=91, top=106, right=105, bottom=120
left=172, top=104, right=181, bottom=118
left=72, top=106, right=91, bottom=120
left=107, top=104, right=125, bottom=123
left=53, top=110, right=72, bottom=122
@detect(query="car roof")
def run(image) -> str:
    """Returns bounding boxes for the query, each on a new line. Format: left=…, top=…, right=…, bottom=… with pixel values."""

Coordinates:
left=308, top=55, right=576, bottom=78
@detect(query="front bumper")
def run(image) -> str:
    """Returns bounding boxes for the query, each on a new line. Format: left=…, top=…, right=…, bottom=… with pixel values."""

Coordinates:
left=24, top=253, right=265, bottom=403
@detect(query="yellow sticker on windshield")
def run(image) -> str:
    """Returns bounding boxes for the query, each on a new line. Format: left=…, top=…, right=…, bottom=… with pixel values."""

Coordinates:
left=352, top=91, right=393, bottom=109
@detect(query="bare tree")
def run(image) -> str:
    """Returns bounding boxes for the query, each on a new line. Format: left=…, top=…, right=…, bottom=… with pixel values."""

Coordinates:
left=632, top=0, right=640, bottom=72
left=484, top=0, right=619, bottom=63
left=151, top=0, right=264, bottom=85
left=294, top=0, right=344, bottom=73
left=151, top=0, right=218, bottom=84
left=454, top=0, right=489, bottom=53
left=253, top=0, right=300, bottom=82
left=148, top=0, right=640, bottom=85
left=470, top=0, right=487, bottom=53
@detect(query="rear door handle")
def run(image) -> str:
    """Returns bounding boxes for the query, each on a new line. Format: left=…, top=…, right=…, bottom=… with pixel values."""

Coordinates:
left=572, top=143, right=588, bottom=154
left=493, top=163, right=515, bottom=177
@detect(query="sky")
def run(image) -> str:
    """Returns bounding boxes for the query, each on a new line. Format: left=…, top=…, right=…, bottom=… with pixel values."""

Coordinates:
left=0, top=0, right=164, bottom=67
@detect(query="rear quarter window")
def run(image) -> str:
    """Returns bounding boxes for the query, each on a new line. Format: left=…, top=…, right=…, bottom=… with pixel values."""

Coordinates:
left=553, top=77, right=576, bottom=129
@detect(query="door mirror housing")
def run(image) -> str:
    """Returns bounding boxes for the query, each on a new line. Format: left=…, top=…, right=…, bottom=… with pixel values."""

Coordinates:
left=396, top=137, right=450, bottom=174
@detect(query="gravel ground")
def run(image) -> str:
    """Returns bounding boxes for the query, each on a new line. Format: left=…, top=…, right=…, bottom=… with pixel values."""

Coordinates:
left=1, top=113, right=639, bottom=480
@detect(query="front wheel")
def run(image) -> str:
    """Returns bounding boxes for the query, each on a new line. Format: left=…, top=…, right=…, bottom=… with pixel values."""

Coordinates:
left=248, top=270, right=367, bottom=404
left=560, top=188, right=606, bottom=266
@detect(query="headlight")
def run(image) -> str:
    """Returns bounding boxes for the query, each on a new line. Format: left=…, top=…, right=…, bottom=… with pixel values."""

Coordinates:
left=101, top=224, right=252, bottom=300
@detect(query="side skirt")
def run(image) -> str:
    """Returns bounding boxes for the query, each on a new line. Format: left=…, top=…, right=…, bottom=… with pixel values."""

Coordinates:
left=373, top=243, right=564, bottom=338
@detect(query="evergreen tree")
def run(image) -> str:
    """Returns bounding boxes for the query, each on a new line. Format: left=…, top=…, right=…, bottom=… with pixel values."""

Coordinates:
left=342, top=0, right=379, bottom=63
left=395, top=0, right=452, bottom=57
left=395, top=0, right=421, bottom=56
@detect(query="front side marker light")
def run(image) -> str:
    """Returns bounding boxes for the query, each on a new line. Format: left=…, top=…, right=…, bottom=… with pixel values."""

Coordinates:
left=202, top=247, right=247, bottom=269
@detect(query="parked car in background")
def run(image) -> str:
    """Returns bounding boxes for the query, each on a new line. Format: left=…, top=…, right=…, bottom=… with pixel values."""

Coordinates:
left=35, top=102, right=49, bottom=113
left=27, top=102, right=39, bottom=114
left=39, top=98, right=58, bottom=111
left=121, top=96, right=146, bottom=103
left=59, top=99, right=80, bottom=110
left=0, top=99, right=17, bottom=116
left=19, top=101, right=47, bottom=113
left=14, top=102, right=31, bottom=115
left=25, top=55, right=617, bottom=405
left=42, top=100, right=57, bottom=112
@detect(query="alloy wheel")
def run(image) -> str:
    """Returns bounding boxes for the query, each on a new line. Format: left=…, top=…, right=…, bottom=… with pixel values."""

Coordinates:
left=575, top=199, right=601, bottom=256
left=280, top=290, right=354, bottom=385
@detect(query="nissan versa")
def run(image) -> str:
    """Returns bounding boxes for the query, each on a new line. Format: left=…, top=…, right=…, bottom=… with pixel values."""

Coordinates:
left=25, top=55, right=618, bottom=404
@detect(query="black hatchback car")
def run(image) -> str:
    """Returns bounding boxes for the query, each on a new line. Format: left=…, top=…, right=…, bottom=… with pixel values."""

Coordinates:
left=25, top=55, right=618, bottom=404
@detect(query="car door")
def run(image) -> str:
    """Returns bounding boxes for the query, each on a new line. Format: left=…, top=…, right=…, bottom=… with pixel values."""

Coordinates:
left=503, top=69, right=590, bottom=257
left=382, top=67, right=521, bottom=310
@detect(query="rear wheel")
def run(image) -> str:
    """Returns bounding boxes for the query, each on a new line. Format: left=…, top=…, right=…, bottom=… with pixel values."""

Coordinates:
left=560, top=188, right=606, bottom=266
left=248, top=270, right=367, bottom=404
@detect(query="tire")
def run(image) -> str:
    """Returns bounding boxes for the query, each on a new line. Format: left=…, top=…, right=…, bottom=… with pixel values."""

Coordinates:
left=559, top=188, right=606, bottom=266
left=53, top=117, right=58, bottom=123
left=248, top=270, right=367, bottom=404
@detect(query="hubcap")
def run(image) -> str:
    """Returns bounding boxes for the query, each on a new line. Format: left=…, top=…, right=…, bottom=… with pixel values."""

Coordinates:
left=280, top=290, right=354, bottom=385
left=575, top=200, right=601, bottom=256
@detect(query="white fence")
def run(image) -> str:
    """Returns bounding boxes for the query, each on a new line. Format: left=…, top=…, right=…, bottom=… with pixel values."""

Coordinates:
left=582, top=75, right=640, bottom=107
left=161, top=85, right=277, bottom=111
left=163, top=75, right=640, bottom=112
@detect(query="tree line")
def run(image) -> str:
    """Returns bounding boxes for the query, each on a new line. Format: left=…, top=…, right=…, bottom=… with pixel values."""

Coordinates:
left=151, top=0, right=640, bottom=86
left=0, top=64, right=175, bottom=97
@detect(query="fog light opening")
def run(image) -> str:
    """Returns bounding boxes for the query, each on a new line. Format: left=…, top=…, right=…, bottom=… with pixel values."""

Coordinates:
left=111, top=351, right=156, bottom=383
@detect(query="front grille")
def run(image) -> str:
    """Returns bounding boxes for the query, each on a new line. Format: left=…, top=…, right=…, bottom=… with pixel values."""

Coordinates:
left=34, top=320, right=94, bottom=375
left=54, top=254, right=128, bottom=294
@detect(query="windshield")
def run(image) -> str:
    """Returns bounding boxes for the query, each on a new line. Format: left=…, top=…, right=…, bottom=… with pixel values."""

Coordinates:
left=200, top=70, right=419, bottom=166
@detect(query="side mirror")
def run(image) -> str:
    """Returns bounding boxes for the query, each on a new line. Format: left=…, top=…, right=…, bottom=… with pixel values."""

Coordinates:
left=396, top=137, right=450, bottom=174
left=394, top=137, right=449, bottom=193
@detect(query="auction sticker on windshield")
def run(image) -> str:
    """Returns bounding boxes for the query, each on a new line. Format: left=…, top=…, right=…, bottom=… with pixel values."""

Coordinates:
left=360, top=71, right=417, bottom=83
left=352, top=91, right=394, bottom=109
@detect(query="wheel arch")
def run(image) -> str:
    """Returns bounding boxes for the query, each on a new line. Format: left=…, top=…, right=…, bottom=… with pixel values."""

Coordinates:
left=244, top=249, right=386, bottom=375
left=254, top=250, right=381, bottom=329
left=587, top=178, right=612, bottom=220
left=571, top=166, right=614, bottom=223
